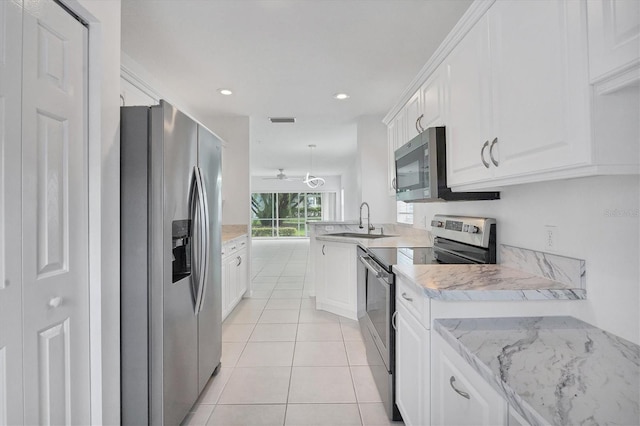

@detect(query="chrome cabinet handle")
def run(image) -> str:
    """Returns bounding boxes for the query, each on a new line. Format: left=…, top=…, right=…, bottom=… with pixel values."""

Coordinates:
left=489, top=137, right=499, bottom=167
left=236, top=256, right=242, bottom=267
left=391, top=177, right=397, bottom=190
left=415, top=114, right=425, bottom=133
left=322, top=244, right=326, bottom=255
left=480, top=140, right=490, bottom=168
left=450, top=376, right=470, bottom=400
left=401, top=292, right=413, bottom=302
left=392, top=311, right=398, bottom=331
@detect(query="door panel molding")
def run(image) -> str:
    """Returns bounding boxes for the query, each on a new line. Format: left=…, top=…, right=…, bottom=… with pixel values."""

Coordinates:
left=38, top=319, right=71, bottom=425
left=36, top=110, right=69, bottom=278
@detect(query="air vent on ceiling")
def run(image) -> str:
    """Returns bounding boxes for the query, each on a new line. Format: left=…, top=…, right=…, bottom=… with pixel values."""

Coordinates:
left=269, top=117, right=296, bottom=124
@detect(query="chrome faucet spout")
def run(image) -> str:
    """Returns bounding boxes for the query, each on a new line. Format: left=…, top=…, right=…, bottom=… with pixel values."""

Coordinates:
left=359, top=202, right=375, bottom=234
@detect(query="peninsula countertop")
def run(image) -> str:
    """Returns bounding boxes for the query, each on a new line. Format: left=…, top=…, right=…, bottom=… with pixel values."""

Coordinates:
left=434, top=316, right=640, bottom=426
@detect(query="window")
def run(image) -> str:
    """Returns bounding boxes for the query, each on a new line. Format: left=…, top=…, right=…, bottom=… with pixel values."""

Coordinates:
left=251, top=192, right=324, bottom=238
left=397, top=201, right=413, bottom=225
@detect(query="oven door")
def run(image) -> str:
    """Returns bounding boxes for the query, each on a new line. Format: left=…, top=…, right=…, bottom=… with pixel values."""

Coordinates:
left=358, top=253, right=393, bottom=369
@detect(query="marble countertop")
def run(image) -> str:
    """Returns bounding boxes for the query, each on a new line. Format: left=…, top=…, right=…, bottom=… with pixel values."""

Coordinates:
left=316, top=232, right=432, bottom=248
left=222, top=225, right=248, bottom=243
left=393, top=263, right=585, bottom=301
left=434, top=316, right=640, bottom=426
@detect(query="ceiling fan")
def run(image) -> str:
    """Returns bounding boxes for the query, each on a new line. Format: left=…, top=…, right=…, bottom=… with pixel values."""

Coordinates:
left=262, top=168, right=302, bottom=181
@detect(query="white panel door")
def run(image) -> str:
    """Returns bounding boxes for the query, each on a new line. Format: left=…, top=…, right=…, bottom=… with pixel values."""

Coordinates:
left=419, top=65, right=445, bottom=129
left=21, top=1, right=90, bottom=424
left=445, top=14, right=494, bottom=186
left=587, top=0, right=640, bottom=82
left=490, top=0, right=591, bottom=178
left=395, top=304, right=429, bottom=426
left=0, top=1, right=24, bottom=425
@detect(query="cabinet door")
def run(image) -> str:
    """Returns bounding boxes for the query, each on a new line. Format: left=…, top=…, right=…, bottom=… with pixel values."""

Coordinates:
left=445, top=14, right=494, bottom=186
left=323, top=243, right=356, bottom=309
left=317, top=242, right=356, bottom=319
left=490, top=0, right=591, bottom=178
left=313, top=242, right=326, bottom=303
left=431, top=332, right=506, bottom=426
left=420, top=66, right=445, bottom=129
left=587, top=0, right=640, bottom=84
left=221, top=254, right=230, bottom=320
left=395, top=304, right=429, bottom=426
left=405, top=90, right=422, bottom=141
left=236, top=248, right=248, bottom=299
left=387, top=121, right=398, bottom=196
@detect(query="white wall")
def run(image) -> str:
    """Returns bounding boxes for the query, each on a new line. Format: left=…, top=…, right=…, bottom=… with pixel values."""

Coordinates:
left=357, top=116, right=396, bottom=224
left=411, top=175, right=640, bottom=344
left=73, top=0, right=121, bottom=423
left=342, top=158, right=360, bottom=220
left=207, top=117, right=251, bottom=225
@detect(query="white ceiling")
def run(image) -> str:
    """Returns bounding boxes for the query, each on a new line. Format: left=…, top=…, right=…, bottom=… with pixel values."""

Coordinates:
left=121, top=0, right=472, bottom=178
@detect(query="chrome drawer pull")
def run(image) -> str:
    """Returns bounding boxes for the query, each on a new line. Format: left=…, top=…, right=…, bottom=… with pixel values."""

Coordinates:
left=401, top=292, right=413, bottom=302
left=449, top=376, right=470, bottom=400
left=391, top=311, right=398, bottom=331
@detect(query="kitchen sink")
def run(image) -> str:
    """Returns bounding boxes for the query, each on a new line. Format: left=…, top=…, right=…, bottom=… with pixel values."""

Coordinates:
left=327, top=232, right=397, bottom=239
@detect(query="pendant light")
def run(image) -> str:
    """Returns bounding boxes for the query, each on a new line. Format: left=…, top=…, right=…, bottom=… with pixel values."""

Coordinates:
left=304, top=144, right=325, bottom=189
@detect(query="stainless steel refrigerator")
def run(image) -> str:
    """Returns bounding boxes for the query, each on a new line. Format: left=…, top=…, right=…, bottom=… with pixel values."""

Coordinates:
left=120, top=100, right=222, bottom=425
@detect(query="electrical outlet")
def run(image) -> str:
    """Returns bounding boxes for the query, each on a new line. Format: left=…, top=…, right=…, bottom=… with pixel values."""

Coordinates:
left=544, top=225, right=558, bottom=251
left=325, top=225, right=334, bottom=231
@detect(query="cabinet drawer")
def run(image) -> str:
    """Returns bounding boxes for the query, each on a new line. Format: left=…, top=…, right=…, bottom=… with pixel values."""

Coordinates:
left=222, top=235, right=247, bottom=257
left=396, top=276, right=429, bottom=326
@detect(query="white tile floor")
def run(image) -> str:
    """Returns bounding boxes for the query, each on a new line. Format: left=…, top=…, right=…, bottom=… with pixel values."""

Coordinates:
left=182, top=238, right=403, bottom=426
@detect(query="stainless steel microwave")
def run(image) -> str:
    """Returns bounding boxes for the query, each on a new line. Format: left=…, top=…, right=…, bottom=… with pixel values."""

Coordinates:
left=394, top=126, right=500, bottom=202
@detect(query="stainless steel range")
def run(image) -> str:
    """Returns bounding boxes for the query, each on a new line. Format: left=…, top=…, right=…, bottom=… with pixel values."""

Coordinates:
left=356, top=215, right=497, bottom=421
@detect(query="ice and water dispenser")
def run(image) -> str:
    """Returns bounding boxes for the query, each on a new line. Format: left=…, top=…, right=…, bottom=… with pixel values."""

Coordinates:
left=172, top=219, right=192, bottom=283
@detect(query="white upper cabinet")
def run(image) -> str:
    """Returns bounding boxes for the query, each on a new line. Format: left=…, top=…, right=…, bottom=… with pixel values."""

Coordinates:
left=386, top=0, right=639, bottom=193
left=447, top=0, right=592, bottom=187
left=405, top=90, right=422, bottom=141
left=488, top=0, right=591, bottom=179
left=419, top=66, right=446, bottom=129
left=387, top=108, right=406, bottom=196
left=587, top=0, right=640, bottom=89
left=444, top=14, right=493, bottom=186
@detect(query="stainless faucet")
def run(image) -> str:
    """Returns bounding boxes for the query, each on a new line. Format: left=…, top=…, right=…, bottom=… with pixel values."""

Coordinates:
left=359, top=202, right=375, bottom=234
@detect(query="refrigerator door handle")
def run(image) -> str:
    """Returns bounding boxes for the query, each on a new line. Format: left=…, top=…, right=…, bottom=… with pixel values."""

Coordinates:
left=189, top=166, right=207, bottom=315
left=195, top=165, right=210, bottom=314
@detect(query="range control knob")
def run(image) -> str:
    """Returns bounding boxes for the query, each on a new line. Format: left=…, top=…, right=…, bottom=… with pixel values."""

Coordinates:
left=468, top=225, right=480, bottom=234
left=431, top=220, right=444, bottom=228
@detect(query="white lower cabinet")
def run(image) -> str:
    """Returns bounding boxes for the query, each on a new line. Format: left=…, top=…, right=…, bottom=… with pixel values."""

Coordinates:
left=314, top=241, right=357, bottom=320
left=395, top=302, right=430, bottom=426
left=221, top=236, right=248, bottom=320
left=431, top=331, right=507, bottom=426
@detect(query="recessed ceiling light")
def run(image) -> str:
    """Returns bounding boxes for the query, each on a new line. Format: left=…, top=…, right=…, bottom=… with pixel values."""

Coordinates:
left=218, top=88, right=233, bottom=96
left=334, top=93, right=350, bottom=100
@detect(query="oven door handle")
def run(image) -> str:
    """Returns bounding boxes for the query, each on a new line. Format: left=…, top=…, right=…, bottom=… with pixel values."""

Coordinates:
left=359, top=255, right=392, bottom=284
